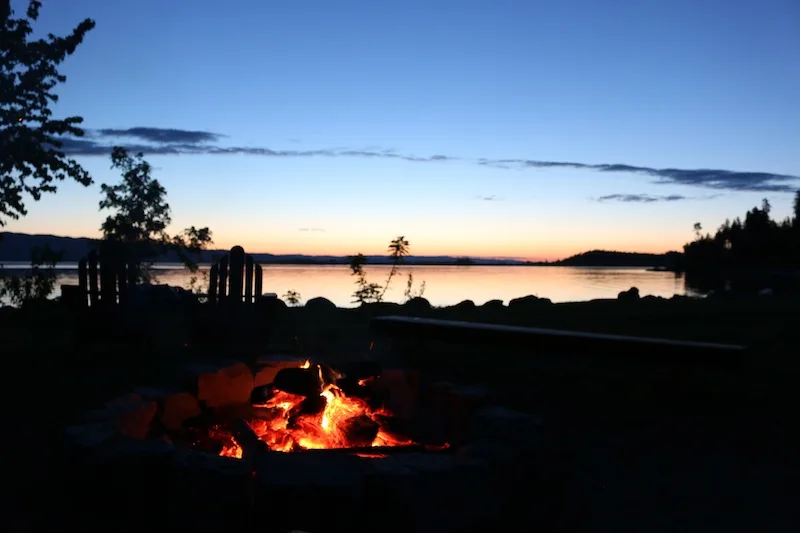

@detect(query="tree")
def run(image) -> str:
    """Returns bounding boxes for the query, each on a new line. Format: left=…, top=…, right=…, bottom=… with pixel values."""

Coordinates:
left=282, top=290, right=301, bottom=306
left=693, top=222, right=703, bottom=241
left=100, top=147, right=212, bottom=282
left=793, top=190, right=799, bottom=225
left=0, top=1, right=95, bottom=226
left=379, top=236, right=409, bottom=300
left=0, top=243, right=61, bottom=306
left=348, top=236, right=424, bottom=304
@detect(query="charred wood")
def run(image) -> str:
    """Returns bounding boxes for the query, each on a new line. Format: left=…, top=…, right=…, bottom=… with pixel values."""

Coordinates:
left=272, top=367, right=322, bottom=397
left=341, top=415, right=380, bottom=447
left=228, top=418, right=267, bottom=464
left=250, top=383, right=275, bottom=405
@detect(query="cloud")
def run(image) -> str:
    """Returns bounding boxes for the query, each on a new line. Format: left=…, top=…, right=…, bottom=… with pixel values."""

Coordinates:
left=299, top=227, right=325, bottom=232
left=477, top=195, right=503, bottom=201
left=595, top=193, right=721, bottom=203
left=480, top=159, right=798, bottom=193
left=95, top=127, right=223, bottom=144
left=52, top=126, right=800, bottom=193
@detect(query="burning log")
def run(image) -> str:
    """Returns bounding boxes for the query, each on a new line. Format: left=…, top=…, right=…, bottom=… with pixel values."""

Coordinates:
left=272, top=367, right=322, bottom=397
left=228, top=418, right=267, bottom=464
left=340, top=414, right=380, bottom=447
left=250, top=383, right=275, bottom=405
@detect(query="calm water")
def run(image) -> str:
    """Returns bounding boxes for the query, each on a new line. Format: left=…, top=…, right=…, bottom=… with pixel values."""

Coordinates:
left=1, top=263, right=695, bottom=307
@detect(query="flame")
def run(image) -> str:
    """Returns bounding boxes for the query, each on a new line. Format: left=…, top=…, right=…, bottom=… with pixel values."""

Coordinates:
left=217, top=362, right=413, bottom=457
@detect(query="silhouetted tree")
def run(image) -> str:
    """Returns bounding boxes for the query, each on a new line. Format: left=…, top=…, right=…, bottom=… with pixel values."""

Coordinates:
left=0, top=243, right=61, bottom=306
left=348, top=236, right=425, bottom=304
left=682, top=192, right=800, bottom=292
left=100, top=147, right=212, bottom=282
left=0, top=1, right=95, bottom=226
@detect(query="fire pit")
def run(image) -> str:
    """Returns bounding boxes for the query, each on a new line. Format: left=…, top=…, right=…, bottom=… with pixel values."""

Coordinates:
left=178, top=360, right=430, bottom=460
left=62, top=356, right=543, bottom=533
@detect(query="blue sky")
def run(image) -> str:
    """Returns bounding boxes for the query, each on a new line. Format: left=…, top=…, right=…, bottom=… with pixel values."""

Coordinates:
left=7, top=0, right=800, bottom=259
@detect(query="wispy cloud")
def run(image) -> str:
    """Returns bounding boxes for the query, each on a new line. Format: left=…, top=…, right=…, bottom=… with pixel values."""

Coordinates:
left=477, top=195, right=503, bottom=201
left=299, top=227, right=325, bottom=232
left=595, top=193, right=713, bottom=203
left=53, top=126, right=800, bottom=194
left=95, top=127, right=223, bottom=144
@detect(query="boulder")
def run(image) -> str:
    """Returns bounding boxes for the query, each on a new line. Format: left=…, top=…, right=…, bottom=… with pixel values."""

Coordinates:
left=451, top=299, right=476, bottom=311
left=252, top=354, right=307, bottom=388
left=183, top=361, right=254, bottom=409
left=404, top=297, right=431, bottom=312
left=481, top=299, right=505, bottom=312
left=617, top=286, right=640, bottom=301
left=135, top=387, right=201, bottom=431
left=509, top=295, right=552, bottom=310
left=304, top=297, right=336, bottom=312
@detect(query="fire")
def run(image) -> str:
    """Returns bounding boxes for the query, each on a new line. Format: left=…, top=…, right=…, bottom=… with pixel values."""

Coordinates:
left=219, top=360, right=413, bottom=457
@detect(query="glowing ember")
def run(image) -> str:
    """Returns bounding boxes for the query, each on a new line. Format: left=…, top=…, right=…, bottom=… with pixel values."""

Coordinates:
left=218, top=361, right=414, bottom=457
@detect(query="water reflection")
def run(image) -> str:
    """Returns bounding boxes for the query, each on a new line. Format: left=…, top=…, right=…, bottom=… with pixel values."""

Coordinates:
left=2, top=263, right=695, bottom=307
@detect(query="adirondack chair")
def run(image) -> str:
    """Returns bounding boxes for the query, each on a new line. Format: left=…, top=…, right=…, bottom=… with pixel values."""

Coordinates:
left=207, top=245, right=263, bottom=306
left=68, top=241, right=137, bottom=309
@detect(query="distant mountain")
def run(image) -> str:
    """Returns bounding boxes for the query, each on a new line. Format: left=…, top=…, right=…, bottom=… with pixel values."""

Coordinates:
left=0, top=232, right=526, bottom=265
left=549, top=250, right=682, bottom=268
left=0, top=232, right=682, bottom=267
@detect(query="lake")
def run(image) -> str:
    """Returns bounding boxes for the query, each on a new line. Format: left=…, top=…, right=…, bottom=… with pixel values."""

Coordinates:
left=1, top=263, right=696, bottom=307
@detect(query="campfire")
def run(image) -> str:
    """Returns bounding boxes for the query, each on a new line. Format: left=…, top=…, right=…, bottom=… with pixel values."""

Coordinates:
left=184, top=360, right=420, bottom=459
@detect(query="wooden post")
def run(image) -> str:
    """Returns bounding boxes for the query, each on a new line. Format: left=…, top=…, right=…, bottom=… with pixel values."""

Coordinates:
left=228, top=246, right=245, bottom=306
left=218, top=255, right=229, bottom=302
left=254, top=264, right=263, bottom=299
left=98, top=243, right=118, bottom=306
left=78, top=258, right=88, bottom=308
left=87, top=250, right=99, bottom=308
left=244, top=255, right=254, bottom=304
left=208, top=264, right=219, bottom=305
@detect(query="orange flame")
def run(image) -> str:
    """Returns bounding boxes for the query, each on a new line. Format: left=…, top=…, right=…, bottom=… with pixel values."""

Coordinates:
left=219, top=362, right=412, bottom=457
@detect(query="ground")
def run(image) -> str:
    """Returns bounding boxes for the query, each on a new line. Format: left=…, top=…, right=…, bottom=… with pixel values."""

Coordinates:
left=3, top=295, right=799, bottom=531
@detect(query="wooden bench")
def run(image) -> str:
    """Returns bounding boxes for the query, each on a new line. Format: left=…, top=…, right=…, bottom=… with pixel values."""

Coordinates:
left=371, top=315, right=751, bottom=412
left=371, top=315, right=747, bottom=368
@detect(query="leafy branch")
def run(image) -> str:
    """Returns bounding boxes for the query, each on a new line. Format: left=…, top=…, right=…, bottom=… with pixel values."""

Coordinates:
left=348, top=236, right=425, bottom=304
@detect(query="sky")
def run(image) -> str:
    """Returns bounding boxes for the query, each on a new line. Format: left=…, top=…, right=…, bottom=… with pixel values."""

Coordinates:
left=5, top=0, right=800, bottom=260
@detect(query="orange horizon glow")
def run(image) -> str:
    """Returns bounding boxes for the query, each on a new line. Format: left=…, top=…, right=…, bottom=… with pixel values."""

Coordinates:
left=6, top=227, right=686, bottom=263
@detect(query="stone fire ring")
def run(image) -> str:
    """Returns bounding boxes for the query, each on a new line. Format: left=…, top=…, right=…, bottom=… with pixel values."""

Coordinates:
left=61, top=355, right=544, bottom=533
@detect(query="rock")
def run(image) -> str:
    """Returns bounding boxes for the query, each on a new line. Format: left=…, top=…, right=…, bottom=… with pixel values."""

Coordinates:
left=252, top=354, right=306, bottom=387
left=135, top=387, right=201, bottom=431
left=451, top=299, right=476, bottom=311
left=481, top=299, right=505, bottom=311
left=509, top=295, right=552, bottom=310
left=63, top=421, right=121, bottom=459
left=66, top=436, right=176, bottom=528
left=642, top=294, right=664, bottom=302
left=304, top=297, right=336, bottom=311
left=404, top=297, right=431, bottom=312
left=376, top=368, right=421, bottom=422
left=363, top=452, right=501, bottom=533
left=254, top=451, right=370, bottom=533
left=169, top=449, right=254, bottom=530
left=467, top=406, right=543, bottom=460
left=430, top=384, right=490, bottom=446
left=617, top=286, right=640, bottom=301
left=86, top=393, right=157, bottom=440
left=184, top=361, right=254, bottom=409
